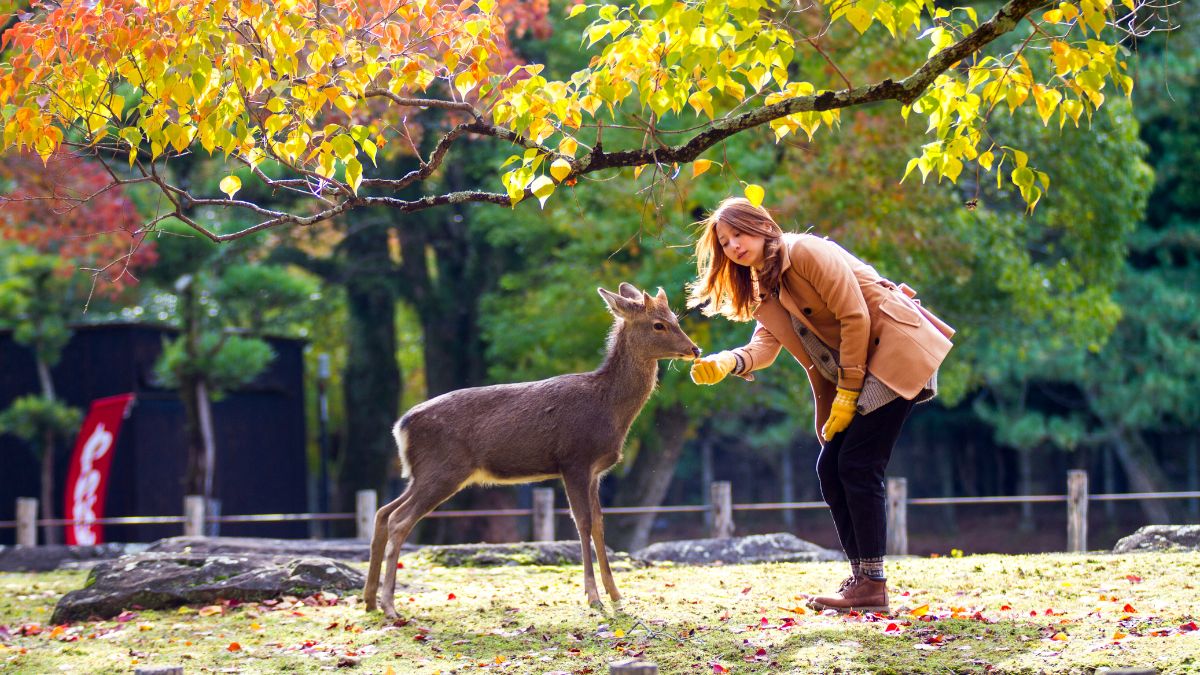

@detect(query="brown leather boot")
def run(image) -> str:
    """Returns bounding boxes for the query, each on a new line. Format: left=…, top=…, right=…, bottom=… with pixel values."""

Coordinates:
left=807, top=577, right=889, bottom=613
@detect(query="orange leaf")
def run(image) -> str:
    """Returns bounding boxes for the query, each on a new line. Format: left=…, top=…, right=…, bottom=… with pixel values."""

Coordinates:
left=1123, top=604, right=1137, bottom=613
left=1112, top=631, right=1128, bottom=640
left=227, top=642, right=242, bottom=651
left=1050, top=632, right=1068, bottom=641
left=910, top=604, right=930, bottom=617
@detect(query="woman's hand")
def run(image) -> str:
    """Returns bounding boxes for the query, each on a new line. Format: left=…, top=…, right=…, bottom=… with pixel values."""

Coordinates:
left=821, top=388, right=860, bottom=441
left=690, top=351, right=738, bottom=385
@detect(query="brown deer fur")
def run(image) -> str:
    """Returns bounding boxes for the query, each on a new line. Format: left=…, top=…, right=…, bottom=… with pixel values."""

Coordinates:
left=364, top=283, right=700, bottom=616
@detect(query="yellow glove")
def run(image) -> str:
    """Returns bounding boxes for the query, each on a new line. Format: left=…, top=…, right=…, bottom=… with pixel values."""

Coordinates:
left=690, top=351, right=738, bottom=385
left=821, top=388, right=860, bottom=441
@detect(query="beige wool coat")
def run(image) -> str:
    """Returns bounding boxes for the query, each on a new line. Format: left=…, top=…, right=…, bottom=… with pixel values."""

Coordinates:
left=731, top=233, right=956, bottom=438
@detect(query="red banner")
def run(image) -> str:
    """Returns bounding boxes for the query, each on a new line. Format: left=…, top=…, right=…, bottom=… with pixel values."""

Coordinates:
left=62, top=394, right=135, bottom=546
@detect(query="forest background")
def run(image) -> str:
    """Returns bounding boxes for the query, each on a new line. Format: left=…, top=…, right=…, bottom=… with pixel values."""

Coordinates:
left=0, top=0, right=1196, bottom=555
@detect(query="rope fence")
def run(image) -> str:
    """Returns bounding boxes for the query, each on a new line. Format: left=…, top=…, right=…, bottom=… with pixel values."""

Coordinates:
left=4, top=471, right=1199, bottom=553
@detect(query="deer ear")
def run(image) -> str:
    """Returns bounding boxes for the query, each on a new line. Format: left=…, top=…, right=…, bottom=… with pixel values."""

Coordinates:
left=655, top=287, right=669, bottom=304
left=617, top=282, right=641, bottom=300
left=641, top=290, right=655, bottom=309
left=598, top=287, right=641, bottom=316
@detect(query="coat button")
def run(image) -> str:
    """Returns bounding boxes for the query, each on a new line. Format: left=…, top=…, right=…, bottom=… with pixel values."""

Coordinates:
left=803, top=307, right=813, bottom=315
left=820, top=354, right=831, bottom=362
left=798, top=326, right=808, bottom=336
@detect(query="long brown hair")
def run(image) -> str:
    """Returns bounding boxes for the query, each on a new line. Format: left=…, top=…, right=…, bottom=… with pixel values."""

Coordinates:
left=687, top=197, right=784, bottom=322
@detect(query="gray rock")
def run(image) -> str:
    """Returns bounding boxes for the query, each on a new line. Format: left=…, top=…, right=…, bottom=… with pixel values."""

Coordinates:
left=1113, top=525, right=1200, bottom=553
left=410, top=540, right=617, bottom=567
left=632, top=533, right=844, bottom=565
left=51, top=552, right=366, bottom=623
left=145, top=536, right=403, bottom=561
left=0, top=543, right=148, bottom=572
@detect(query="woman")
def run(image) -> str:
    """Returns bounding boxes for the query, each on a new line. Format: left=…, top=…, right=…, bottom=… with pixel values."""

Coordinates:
left=687, top=197, right=955, bottom=613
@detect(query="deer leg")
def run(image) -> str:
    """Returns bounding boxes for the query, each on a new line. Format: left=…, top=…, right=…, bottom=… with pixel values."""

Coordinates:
left=364, top=487, right=413, bottom=611
left=588, top=475, right=621, bottom=602
left=379, top=475, right=466, bottom=619
left=562, top=471, right=601, bottom=607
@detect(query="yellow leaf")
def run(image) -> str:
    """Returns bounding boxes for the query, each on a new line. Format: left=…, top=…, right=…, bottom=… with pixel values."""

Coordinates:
left=530, top=175, right=555, bottom=208
left=550, top=158, right=572, bottom=182
left=910, top=604, right=930, bottom=617
left=219, top=175, right=242, bottom=199
left=844, top=6, right=873, bottom=34
left=558, top=137, right=578, bottom=157
left=693, top=159, right=714, bottom=177
left=744, top=183, right=765, bottom=207
left=633, top=164, right=646, bottom=180
left=568, top=3, right=587, bottom=19
left=978, top=151, right=994, bottom=171
left=1051, top=632, right=1068, bottom=641
left=1112, top=630, right=1127, bottom=640
left=198, top=605, right=223, bottom=616
left=346, top=157, right=363, bottom=194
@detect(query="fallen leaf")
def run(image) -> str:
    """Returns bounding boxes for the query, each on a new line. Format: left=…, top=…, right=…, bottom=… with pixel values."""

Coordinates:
left=447, top=593, right=456, bottom=601
left=884, top=623, right=901, bottom=633
left=1123, top=604, right=1137, bottom=613
left=712, top=663, right=729, bottom=674
left=227, top=642, right=241, bottom=652
left=1181, top=622, right=1198, bottom=632
left=1126, top=575, right=1143, bottom=584
left=1050, top=632, right=1068, bottom=641
left=1000, top=605, right=1012, bottom=611
left=910, top=604, right=930, bottom=618
left=1113, top=631, right=1128, bottom=640
left=199, top=605, right=223, bottom=617
left=741, top=587, right=751, bottom=595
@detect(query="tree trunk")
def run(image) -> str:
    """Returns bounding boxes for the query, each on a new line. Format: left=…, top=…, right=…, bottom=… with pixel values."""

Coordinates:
left=1017, top=448, right=1035, bottom=533
left=701, top=433, right=714, bottom=529
left=197, top=380, right=217, bottom=502
left=336, top=220, right=401, bottom=511
left=1109, top=431, right=1172, bottom=523
left=611, top=403, right=692, bottom=553
left=40, top=427, right=59, bottom=544
left=179, top=374, right=208, bottom=496
left=35, top=356, right=61, bottom=544
left=780, top=444, right=795, bottom=529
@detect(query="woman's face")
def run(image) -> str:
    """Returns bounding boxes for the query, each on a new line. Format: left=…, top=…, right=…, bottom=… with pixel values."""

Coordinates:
left=714, top=220, right=765, bottom=269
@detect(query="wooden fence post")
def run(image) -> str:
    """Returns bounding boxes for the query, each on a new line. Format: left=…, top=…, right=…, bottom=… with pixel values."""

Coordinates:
left=710, top=481, right=733, bottom=539
left=183, top=495, right=206, bottom=537
left=886, top=478, right=908, bottom=556
left=356, top=489, right=377, bottom=540
left=1067, top=470, right=1088, bottom=553
left=610, top=658, right=658, bottom=674
left=16, top=497, right=37, bottom=547
left=532, top=487, right=555, bottom=541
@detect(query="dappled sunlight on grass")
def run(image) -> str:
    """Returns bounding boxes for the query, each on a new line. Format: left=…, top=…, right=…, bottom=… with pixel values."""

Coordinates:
left=1, top=552, right=1197, bottom=673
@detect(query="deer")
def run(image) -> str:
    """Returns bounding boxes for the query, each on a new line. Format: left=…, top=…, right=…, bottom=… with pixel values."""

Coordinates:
left=363, top=283, right=701, bottom=617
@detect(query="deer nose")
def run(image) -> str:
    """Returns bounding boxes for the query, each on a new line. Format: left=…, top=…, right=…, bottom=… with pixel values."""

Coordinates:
left=691, top=346, right=702, bottom=358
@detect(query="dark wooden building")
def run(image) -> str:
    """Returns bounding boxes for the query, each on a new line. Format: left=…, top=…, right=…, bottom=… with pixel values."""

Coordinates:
left=0, top=323, right=308, bottom=543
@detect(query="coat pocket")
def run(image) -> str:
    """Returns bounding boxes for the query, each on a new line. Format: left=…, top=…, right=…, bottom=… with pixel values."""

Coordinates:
left=879, top=296, right=922, bottom=327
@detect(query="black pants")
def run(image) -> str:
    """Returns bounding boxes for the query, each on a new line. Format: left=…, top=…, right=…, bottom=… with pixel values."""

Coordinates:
left=816, top=395, right=915, bottom=561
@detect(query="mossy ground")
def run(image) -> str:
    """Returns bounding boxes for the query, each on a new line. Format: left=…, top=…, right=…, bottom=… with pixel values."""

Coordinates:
left=1, top=552, right=1197, bottom=674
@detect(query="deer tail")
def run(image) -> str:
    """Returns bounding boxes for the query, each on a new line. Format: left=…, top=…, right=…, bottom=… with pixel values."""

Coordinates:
left=393, top=417, right=412, bottom=479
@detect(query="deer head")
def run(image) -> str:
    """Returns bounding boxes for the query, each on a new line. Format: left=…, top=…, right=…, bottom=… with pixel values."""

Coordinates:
left=597, top=283, right=700, bottom=361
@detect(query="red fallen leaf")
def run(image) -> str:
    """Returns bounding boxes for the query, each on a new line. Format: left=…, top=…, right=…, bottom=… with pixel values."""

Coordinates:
left=712, top=663, right=729, bottom=673
left=1029, top=611, right=1038, bottom=617
left=1044, top=609, right=1056, bottom=616
left=567, top=647, right=581, bottom=655
left=326, top=622, right=339, bottom=630
left=847, top=610, right=861, bottom=618
left=227, top=642, right=241, bottom=652
left=1000, top=605, right=1012, bottom=611
left=114, top=611, right=138, bottom=623
left=741, top=587, right=751, bottom=594
left=924, top=634, right=944, bottom=645
left=718, top=611, right=732, bottom=622
left=1123, top=604, right=1137, bottom=613
left=884, top=623, right=901, bottom=633
left=413, top=634, right=427, bottom=642
left=756, top=648, right=768, bottom=656
left=1126, top=574, right=1143, bottom=583
left=664, top=583, right=675, bottom=587
left=780, top=617, right=797, bottom=628
left=1180, top=622, right=1198, bottom=632
left=759, top=617, right=769, bottom=628
left=396, top=562, right=404, bottom=569
left=18, top=623, right=42, bottom=636
left=972, top=611, right=987, bottom=621
left=447, top=593, right=456, bottom=600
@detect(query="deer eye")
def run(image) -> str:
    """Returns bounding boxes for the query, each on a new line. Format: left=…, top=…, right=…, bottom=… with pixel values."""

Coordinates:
left=653, top=322, right=666, bottom=331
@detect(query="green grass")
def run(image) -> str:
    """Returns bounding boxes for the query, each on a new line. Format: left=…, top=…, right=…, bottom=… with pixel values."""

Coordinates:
left=1, top=552, right=1198, bottom=673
